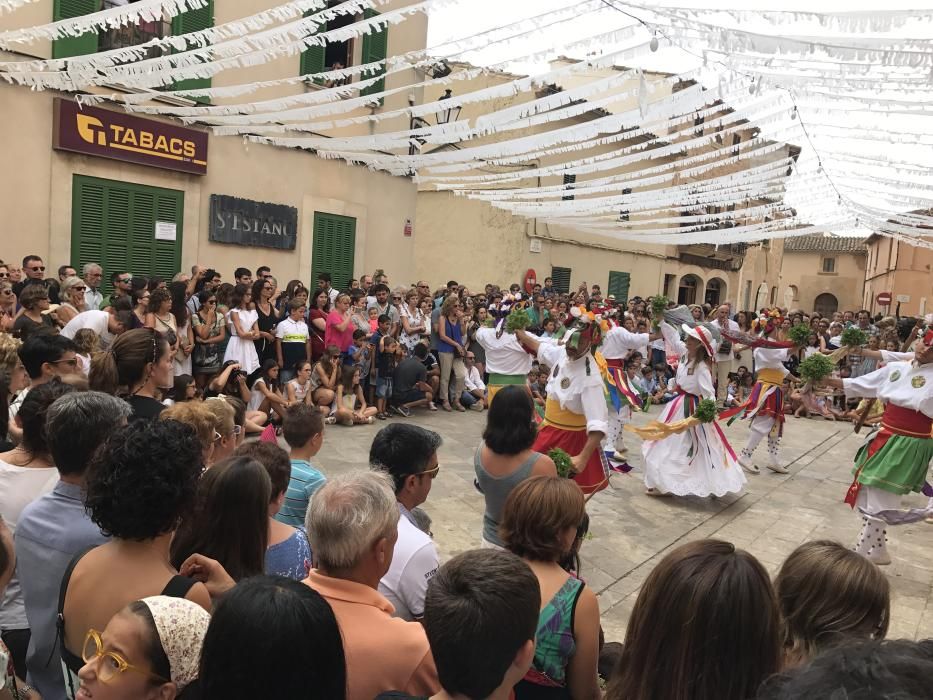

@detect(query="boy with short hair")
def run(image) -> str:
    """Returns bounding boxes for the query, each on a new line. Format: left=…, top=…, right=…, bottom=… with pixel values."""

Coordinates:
left=347, top=328, right=371, bottom=391
left=277, top=403, right=326, bottom=528
left=276, top=299, right=310, bottom=384
left=375, top=549, right=540, bottom=700
left=370, top=314, right=392, bottom=402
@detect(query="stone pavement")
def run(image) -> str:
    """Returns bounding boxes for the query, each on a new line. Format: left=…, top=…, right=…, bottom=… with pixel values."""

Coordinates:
left=315, top=406, right=933, bottom=643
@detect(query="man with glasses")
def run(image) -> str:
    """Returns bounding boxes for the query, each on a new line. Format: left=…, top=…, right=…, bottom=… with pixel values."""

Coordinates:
left=105, top=271, right=132, bottom=309
left=8, top=334, right=80, bottom=441
left=82, top=263, right=104, bottom=311
left=460, top=352, right=487, bottom=411
left=370, top=424, right=442, bottom=622
left=13, top=255, right=48, bottom=297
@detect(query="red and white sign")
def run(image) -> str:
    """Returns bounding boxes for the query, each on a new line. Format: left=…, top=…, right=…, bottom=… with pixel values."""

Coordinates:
left=876, top=291, right=892, bottom=306
left=403, top=219, right=413, bottom=237
left=524, top=268, right=537, bottom=294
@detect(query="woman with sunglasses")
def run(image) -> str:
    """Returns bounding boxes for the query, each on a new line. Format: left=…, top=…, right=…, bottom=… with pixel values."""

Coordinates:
left=252, top=278, right=279, bottom=365
left=76, top=596, right=209, bottom=700
left=56, top=276, right=88, bottom=326
left=0, top=280, right=16, bottom=334
left=192, top=290, right=227, bottom=389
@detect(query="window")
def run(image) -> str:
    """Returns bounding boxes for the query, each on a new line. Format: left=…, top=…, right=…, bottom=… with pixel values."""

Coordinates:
left=562, top=174, right=576, bottom=201
left=788, top=284, right=799, bottom=301
left=822, top=257, right=836, bottom=273
left=743, top=280, right=752, bottom=310
left=300, top=3, right=388, bottom=102
left=71, top=176, right=183, bottom=295
left=52, top=0, right=214, bottom=101
left=99, top=0, right=171, bottom=57
left=312, top=212, right=356, bottom=290
left=550, top=267, right=571, bottom=294
left=607, top=271, right=630, bottom=304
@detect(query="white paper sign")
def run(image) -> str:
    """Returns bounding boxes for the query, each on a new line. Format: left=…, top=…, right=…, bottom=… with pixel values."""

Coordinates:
left=155, top=221, right=177, bottom=241
left=896, top=294, right=910, bottom=303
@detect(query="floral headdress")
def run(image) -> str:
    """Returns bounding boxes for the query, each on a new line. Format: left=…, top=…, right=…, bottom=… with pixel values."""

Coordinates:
left=752, top=308, right=783, bottom=337
left=562, top=306, right=610, bottom=350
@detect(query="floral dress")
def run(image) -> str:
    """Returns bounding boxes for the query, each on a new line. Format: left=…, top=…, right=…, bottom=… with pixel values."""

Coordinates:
left=192, top=309, right=225, bottom=375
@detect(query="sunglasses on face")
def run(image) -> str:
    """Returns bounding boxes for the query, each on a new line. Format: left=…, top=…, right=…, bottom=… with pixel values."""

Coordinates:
left=73, top=286, right=87, bottom=292
left=28, top=266, right=45, bottom=272
left=118, top=277, right=131, bottom=283
left=49, top=357, right=78, bottom=367
left=0, top=272, right=8, bottom=278
left=420, top=464, right=440, bottom=479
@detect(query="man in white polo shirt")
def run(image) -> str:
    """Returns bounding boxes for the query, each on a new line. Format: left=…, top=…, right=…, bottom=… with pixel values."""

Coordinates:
left=60, top=308, right=128, bottom=350
left=369, top=423, right=441, bottom=621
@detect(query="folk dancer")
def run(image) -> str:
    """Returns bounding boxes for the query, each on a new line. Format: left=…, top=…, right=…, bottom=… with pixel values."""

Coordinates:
left=721, top=310, right=793, bottom=475
left=600, top=321, right=659, bottom=460
left=476, top=295, right=535, bottom=403
left=821, top=327, right=933, bottom=565
left=635, top=322, right=746, bottom=497
left=516, top=311, right=610, bottom=495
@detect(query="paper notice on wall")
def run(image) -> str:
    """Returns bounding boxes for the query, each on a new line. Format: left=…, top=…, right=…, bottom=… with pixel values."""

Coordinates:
left=155, top=221, right=177, bottom=241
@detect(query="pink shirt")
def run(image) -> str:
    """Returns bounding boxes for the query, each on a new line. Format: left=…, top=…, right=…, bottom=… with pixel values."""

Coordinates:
left=325, top=310, right=355, bottom=352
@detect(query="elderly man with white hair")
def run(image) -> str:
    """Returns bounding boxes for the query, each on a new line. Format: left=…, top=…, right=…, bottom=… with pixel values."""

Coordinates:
left=302, top=470, right=440, bottom=700
left=712, top=304, right=740, bottom=404
left=81, top=263, right=103, bottom=311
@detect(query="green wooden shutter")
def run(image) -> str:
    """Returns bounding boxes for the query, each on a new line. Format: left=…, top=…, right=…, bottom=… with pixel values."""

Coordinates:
left=300, top=12, right=326, bottom=84
left=52, top=0, right=100, bottom=59
left=171, top=0, right=214, bottom=102
left=607, top=271, right=630, bottom=304
left=551, top=266, right=571, bottom=294
left=359, top=8, right=387, bottom=102
left=312, top=212, right=356, bottom=291
left=72, top=176, right=183, bottom=295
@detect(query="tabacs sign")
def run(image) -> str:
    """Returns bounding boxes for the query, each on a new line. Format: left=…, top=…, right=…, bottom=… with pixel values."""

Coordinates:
left=53, top=98, right=208, bottom=175
left=209, top=195, right=298, bottom=251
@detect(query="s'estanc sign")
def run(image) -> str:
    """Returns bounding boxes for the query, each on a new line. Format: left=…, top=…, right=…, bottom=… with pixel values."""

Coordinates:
left=53, top=98, right=208, bottom=175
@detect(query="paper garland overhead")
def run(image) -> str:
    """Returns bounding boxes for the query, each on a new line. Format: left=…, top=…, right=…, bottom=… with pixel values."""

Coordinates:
left=0, top=0, right=929, bottom=246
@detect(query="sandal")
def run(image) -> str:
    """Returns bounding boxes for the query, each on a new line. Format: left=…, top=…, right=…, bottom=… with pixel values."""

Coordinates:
left=324, top=416, right=336, bottom=425
left=442, top=402, right=452, bottom=412
left=454, top=403, right=466, bottom=412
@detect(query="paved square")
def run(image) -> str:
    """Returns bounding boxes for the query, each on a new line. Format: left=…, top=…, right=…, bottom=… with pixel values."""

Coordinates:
left=315, top=407, right=933, bottom=643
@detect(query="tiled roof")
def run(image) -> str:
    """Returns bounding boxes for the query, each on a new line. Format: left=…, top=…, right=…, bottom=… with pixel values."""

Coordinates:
left=783, top=234, right=867, bottom=254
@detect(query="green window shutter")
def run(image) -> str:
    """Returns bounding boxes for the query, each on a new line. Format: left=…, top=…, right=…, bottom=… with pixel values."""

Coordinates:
left=359, top=8, right=387, bottom=102
left=312, top=212, right=356, bottom=291
left=72, top=176, right=183, bottom=295
left=52, top=0, right=100, bottom=59
left=300, top=12, right=326, bottom=84
left=607, top=271, right=630, bottom=305
left=171, top=0, right=214, bottom=103
left=551, top=266, right=571, bottom=294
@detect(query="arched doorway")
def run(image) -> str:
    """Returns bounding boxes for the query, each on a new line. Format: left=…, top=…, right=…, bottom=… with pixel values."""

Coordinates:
left=814, top=293, right=839, bottom=316
left=704, top=277, right=727, bottom=307
left=754, top=282, right=769, bottom=311
left=678, top=274, right=702, bottom=305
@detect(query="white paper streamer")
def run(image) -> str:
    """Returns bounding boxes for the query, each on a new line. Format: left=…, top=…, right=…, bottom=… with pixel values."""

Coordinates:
left=0, top=0, right=208, bottom=47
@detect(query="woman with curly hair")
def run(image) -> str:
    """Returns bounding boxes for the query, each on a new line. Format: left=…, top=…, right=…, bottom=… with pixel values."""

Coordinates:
left=58, top=419, right=210, bottom=698
left=145, top=287, right=177, bottom=354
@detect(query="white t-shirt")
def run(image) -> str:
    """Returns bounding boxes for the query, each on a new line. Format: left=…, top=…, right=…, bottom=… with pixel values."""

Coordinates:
left=378, top=510, right=438, bottom=621
left=60, top=310, right=115, bottom=348
left=0, top=459, right=58, bottom=629
left=275, top=317, right=310, bottom=343
left=474, top=327, right=533, bottom=376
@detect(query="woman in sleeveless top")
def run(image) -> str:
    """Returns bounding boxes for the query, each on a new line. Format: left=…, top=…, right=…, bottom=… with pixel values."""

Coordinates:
left=436, top=295, right=468, bottom=411
left=474, top=386, right=556, bottom=548
left=59, top=420, right=210, bottom=699
left=501, top=477, right=601, bottom=700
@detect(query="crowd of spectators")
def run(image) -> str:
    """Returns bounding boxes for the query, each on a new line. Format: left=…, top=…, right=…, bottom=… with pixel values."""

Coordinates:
left=0, top=254, right=929, bottom=700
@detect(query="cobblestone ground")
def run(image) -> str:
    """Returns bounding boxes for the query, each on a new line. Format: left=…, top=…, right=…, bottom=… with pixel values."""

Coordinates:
left=315, top=406, right=933, bottom=643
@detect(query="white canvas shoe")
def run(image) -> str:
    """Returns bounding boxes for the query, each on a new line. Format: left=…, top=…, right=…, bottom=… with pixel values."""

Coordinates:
left=738, top=456, right=760, bottom=475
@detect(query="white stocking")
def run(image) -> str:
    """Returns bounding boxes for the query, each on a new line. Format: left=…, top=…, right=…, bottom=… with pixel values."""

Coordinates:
left=740, top=416, right=775, bottom=459
left=602, top=412, right=624, bottom=453
left=766, top=435, right=781, bottom=466
left=854, top=516, right=889, bottom=561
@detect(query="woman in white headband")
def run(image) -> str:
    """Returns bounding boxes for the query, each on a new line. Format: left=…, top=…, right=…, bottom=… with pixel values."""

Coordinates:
left=76, top=596, right=209, bottom=700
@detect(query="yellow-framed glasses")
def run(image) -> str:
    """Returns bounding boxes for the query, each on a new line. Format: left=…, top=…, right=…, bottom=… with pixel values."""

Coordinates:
left=82, top=629, right=169, bottom=685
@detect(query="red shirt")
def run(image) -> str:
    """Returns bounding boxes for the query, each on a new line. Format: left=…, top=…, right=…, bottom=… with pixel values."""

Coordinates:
left=325, top=310, right=355, bottom=352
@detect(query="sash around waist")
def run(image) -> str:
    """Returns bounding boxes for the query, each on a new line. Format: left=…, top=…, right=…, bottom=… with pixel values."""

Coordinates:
left=488, top=373, right=528, bottom=385
left=755, top=368, right=785, bottom=385
left=542, top=398, right=586, bottom=430
left=881, top=403, right=933, bottom=438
